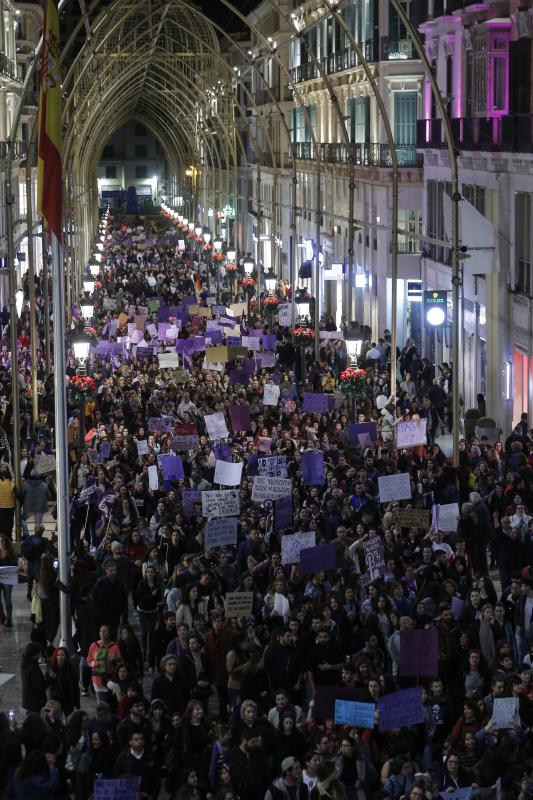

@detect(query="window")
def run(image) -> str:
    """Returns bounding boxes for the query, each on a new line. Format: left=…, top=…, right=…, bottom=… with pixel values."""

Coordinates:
left=462, top=184, right=485, bottom=216
left=472, top=32, right=487, bottom=115
left=347, top=97, right=370, bottom=143
left=291, top=105, right=317, bottom=143
left=105, top=166, right=117, bottom=179
left=394, top=91, right=417, bottom=163
left=427, top=180, right=451, bottom=265
left=135, top=166, right=148, bottom=179
left=135, top=144, right=147, bottom=158
left=398, top=209, right=422, bottom=253
left=135, top=123, right=147, bottom=135
left=102, top=145, right=114, bottom=159
left=515, top=192, right=532, bottom=296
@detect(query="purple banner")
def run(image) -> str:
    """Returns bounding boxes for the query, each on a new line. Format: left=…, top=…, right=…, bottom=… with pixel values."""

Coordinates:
left=212, top=443, right=233, bottom=463
left=161, top=455, right=185, bottom=481
left=348, top=422, right=378, bottom=446
left=378, top=687, right=424, bottom=731
left=300, top=542, right=337, bottom=575
left=256, top=352, right=275, bottom=368
left=181, top=489, right=202, bottom=516
left=246, top=455, right=259, bottom=477
left=399, top=629, right=439, bottom=677
left=148, top=417, right=172, bottom=433
left=226, top=336, right=242, bottom=347
left=303, top=392, right=330, bottom=413
left=229, top=368, right=249, bottom=386
left=275, top=495, right=293, bottom=531
left=229, top=404, right=251, bottom=432
left=262, top=334, right=277, bottom=351
left=301, top=451, right=324, bottom=486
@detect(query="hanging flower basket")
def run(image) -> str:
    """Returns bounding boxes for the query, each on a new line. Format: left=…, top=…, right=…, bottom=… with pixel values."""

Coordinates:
left=293, top=326, right=314, bottom=343
left=67, top=375, right=97, bottom=405
left=339, top=367, right=367, bottom=396
left=225, top=263, right=238, bottom=272
left=213, top=252, right=225, bottom=263
left=263, top=295, right=280, bottom=306
left=241, top=277, right=256, bottom=289
left=203, top=243, right=212, bottom=252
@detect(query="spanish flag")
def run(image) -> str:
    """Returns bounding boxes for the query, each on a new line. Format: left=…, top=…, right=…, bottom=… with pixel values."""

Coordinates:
left=37, top=0, right=62, bottom=242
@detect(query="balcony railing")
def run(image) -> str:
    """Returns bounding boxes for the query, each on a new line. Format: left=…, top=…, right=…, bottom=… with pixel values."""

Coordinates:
left=254, top=86, right=280, bottom=106
left=380, top=36, right=418, bottom=61
left=0, top=53, right=19, bottom=82
left=417, top=115, right=533, bottom=153
left=290, top=141, right=423, bottom=167
left=0, top=140, right=27, bottom=160
left=289, top=40, right=376, bottom=83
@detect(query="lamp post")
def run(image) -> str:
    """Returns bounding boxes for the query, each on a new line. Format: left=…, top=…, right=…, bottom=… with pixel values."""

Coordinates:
left=226, top=247, right=237, bottom=302
left=243, top=254, right=255, bottom=317
left=69, top=328, right=94, bottom=453
left=213, top=236, right=223, bottom=303
left=263, top=268, right=278, bottom=333
left=80, top=296, right=94, bottom=321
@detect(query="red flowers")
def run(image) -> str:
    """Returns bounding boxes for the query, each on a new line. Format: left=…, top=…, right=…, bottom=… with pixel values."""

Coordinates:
left=339, top=367, right=367, bottom=382
left=225, top=263, right=238, bottom=272
left=68, top=375, right=97, bottom=398
left=293, top=327, right=314, bottom=340
left=213, top=252, right=225, bottom=262
left=263, top=295, right=280, bottom=306
left=241, top=277, right=256, bottom=287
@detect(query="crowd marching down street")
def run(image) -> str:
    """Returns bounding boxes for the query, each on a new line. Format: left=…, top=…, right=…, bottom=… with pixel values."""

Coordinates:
left=1, top=210, right=533, bottom=800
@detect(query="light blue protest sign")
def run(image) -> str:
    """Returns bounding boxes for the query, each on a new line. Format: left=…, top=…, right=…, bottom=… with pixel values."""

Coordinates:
left=334, top=699, right=375, bottom=728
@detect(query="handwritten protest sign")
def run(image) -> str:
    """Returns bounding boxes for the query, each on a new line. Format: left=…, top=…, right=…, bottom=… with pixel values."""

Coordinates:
left=214, top=460, right=243, bottom=486
left=378, top=473, right=411, bottom=502
left=334, top=699, right=375, bottom=728
left=148, top=465, right=159, bottom=491
left=303, top=393, right=330, bottom=413
left=205, top=412, right=229, bottom=440
left=275, top=496, right=293, bottom=531
left=258, top=455, right=287, bottom=477
left=492, top=697, right=518, bottom=728
left=136, top=440, right=148, bottom=456
left=225, top=592, right=254, bottom=618
left=396, top=508, right=431, bottom=528
left=93, top=778, right=141, bottom=800
left=263, top=384, right=280, bottom=406
left=364, top=536, right=385, bottom=580
left=281, top=531, right=316, bottom=565
left=158, top=352, right=181, bottom=369
left=347, top=422, right=378, bottom=446
left=0, top=566, right=18, bottom=585
left=378, top=687, right=424, bottom=731
left=205, top=518, right=238, bottom=549
left=277, top=304, right=291, bottom=326
left=434, top=502, right=460, bottom=532
left=201, top=489, right=240, bottom=518
left=181, top=490, right=201, bottom=516
left=396, top=419, right=428, bottom=448
left=251, top=476, right=293, bottom=502
left=33, top=453, right=56, bottom=475
left=400, top=628, right=438, bottom=676
left=148, top=417, right=171, bottom=433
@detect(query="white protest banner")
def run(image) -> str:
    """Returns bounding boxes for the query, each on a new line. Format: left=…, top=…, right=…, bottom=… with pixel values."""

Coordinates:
left=364, top=536, right=385, bottom=579
left=492, top=697, right=518, bottom=728
left=251, top=476, right=293, bottom=502
left=241, top=336, right=261, bottom=351
left=377, top=473, right=412, bottom=503
left=258, top=455, right=287, bottom=478
left=165, top=324, right=181, bottom=339
left=225, top=591, right=254, bottom=618
left=281, top=531, right=316, bottom=565
left=205, top=412, right=229, bottom=440
left=214, top=460, right=243, bottom=486
left=136, top=440, right=149, bottom=456
left=148, top=465, right=159, bottom=491
left=396, top=419, right=428, bottom=448
left=103, top=298, right=117, bottom=310
left=158, top=352, right=180, bottom=369
left=277, top=304, right=291, bottom=326
left=0, top=566, right=18, bottom=585
left=263, top=384, right=280, bottom=406
left=147, top=323, right=158, bottom=338
left=201, top=489, right=240, bottom=518
left=77, top=484, right=98, bottom=505
left=435, top=502, right=460, bottom=532
left=319, top=330, right=344, bottom=340
left=205, top=518, right=238, bottom=549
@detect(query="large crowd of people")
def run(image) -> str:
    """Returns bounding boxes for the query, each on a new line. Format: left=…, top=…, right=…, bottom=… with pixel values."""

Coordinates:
left=0, top=213, right=532, bottom=800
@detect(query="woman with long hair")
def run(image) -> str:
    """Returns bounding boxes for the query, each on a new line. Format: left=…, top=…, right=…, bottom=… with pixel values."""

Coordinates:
left=64, top=710, right=91, bottom=800
left=3, top=750, right=60, bottom=800
left=49, top=647, right=80, bottom=719
left=0, top=533, right=17, bottom=627
left=166, top=700, right=210, bottom=794
left=136, top=564, right=164, bottom=664
left=117, top=623, right=143, bottom=679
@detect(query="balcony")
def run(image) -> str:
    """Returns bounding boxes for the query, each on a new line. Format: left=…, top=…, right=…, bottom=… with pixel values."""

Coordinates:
left=254, top=86, right=280, bottom=106
left=417, top=115, right=533, bottom=153
left=23, top=90, right=39, bottom=108
left=380, top=36, right=418, bottom=61
left=289, top=141, right=423, bottom=167
left=0, top=140, right=27, bottom=160
left=0, top=53, right=19, bottom=82
left=289, top=41, right=376, bottom=83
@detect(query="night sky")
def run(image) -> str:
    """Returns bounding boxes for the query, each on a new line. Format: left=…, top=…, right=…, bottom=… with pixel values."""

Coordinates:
left=197, top=0, right=261, bottom=32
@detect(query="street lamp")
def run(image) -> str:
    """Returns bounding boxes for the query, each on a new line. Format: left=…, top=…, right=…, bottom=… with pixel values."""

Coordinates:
left=243, top=254, right=254, bottom=276
left=83, top=278, right=95, bottom=294
left=345, top=323, right=364, bottom=365
left=226, top=248, right=236, bottom=263
left=69, top=328, right=94, bottom=452
left=296, top=299, right=310, bottom=320
left=89, top=263, right=100, bottom=277
left=213, top=237, right=223, bottom=253
left=80, top=297, right=94, bottom=320
left=265, top=269, right=277, bottom=295
left=70, top=328, right=93, bottom=364
left=203, top=231, right=212, bottom=245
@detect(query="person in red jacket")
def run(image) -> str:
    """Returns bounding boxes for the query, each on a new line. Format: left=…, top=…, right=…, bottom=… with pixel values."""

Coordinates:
left=202, top=613, right=235, bottom=720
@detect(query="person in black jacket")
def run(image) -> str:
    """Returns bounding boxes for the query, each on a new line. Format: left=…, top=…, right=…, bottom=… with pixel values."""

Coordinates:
left=21, top=643, right=54, bottom=713
left=226, top=727, right=270, bottom=799
left=150, top=654, right=191, bottom=714
left=96, top=562, right=128, bottom=638
left=149, top=610, right=176, bottom=672
left=49, top=646, right=80, bottom=718
left=114, top=731, right=156, bottom=796
left=75, top=588, right=106, bottom=697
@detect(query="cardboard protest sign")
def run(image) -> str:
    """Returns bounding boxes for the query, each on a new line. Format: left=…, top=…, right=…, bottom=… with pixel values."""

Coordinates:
left=258, top=455, right=287, bottom=477
left=399, top=628, right=438, bottom=677
left=93, top=778, right=141, bottom=800
left=158, top=352, right=180, bottom=369
left=205, top=518, right=238, bottom=549
left=303, top=393, right=330, bottom=413
left=347, top=422, right=378, bottom=446
left=277, top=304, right=291, bottom=326
left=378, top=687, right=424, bottom=731
left=0, top=566, right=18, bottom=585
left=181, top=490, right=201, bottom=516
left=434, top=502, right=460, bottom=532
left=396, top=508, right=431, bottom=528
left=171, top=435, right=200, bottom=452
left=275, top=496, right=293, bottom=531
left=205, top=346, right=230, bottom=364
left=263, top=384, right=280, bottom=406
left=214, top=460, right=243, bottom=486
left=364, top=536, right=385, bottom=579
left=230, top=303, right=246, bottom=317
left=396, top=419, right=428, bottom=448
left=33, top=453, right=56, bottom=474
left=281, top=531, right=316, bottom=565
left=251, top=476, right=293, bottom=502
left=378, top=473, right=411, bottom=503
left=201, top=489, right=240, bottom=518
left=229, top=404, right=251, bottom=432
left=313, top=686, right=369, bottom=719
left=301, top=451, right=324, bottom=485
left=148, top=465, right=159, bottom=491
left=148, top=417, right=171, bottom=433
left=241, top=336, right=262, bottom=350
left=334, top=699, right=375, bottom=728
left=300, top=542, right=337, bottom=575
left=492, top=697, right=518, bottom=728
left=160, top=455, right=185, bottom=481
left=205, top=412, right=229, bottom=440
left=225, top=591, right=254, bottom=618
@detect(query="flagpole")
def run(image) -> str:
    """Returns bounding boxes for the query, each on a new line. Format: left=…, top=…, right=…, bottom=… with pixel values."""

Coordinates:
left=52, top=232, right=72, bottom=649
